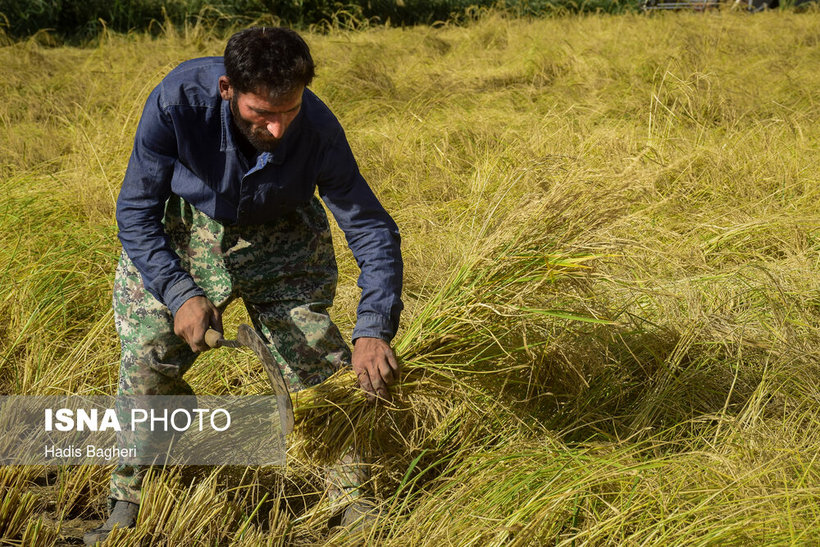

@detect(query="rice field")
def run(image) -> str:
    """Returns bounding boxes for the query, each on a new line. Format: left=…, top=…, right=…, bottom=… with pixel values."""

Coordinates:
left=1, top=9, right=819, bottom=545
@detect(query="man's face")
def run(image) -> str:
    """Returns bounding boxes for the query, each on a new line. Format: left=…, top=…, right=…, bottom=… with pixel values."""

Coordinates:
left=219, top=77, right=303, bottom=153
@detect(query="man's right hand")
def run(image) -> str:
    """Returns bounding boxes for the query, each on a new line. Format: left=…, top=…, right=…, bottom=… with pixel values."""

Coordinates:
left=173, top=296, right=222, bottom=353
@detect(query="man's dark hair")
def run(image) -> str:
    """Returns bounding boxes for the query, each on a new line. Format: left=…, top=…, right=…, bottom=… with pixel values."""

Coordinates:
left=224, top=27, right=315, bottom=97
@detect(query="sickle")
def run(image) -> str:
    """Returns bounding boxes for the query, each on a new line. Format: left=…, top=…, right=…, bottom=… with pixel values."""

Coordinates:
left=205, top=324, right=295, bottom=436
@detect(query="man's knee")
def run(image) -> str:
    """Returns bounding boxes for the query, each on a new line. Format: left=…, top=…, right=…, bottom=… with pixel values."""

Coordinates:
left=248, top=301, right=350, bottom=389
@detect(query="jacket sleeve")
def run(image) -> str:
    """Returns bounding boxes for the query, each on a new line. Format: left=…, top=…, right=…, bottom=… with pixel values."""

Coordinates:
left=317, top=129, right=404, bottom=343
left=115, top=85, right=206, bottom=314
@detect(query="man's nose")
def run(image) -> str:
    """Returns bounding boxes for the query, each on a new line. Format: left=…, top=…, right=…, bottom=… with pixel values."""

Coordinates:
left=266, top=119, right=285, bottom=138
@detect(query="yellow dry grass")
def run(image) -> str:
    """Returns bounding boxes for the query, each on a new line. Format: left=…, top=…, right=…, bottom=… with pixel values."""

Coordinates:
left=1, top=9, right=819, bottom=545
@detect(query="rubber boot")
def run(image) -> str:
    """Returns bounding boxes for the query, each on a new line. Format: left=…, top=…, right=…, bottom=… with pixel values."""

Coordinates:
left=83, top=500, right=139, bottom=545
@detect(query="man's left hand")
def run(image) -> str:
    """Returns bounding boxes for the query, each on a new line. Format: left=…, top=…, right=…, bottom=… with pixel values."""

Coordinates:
left=352, top=337, right=400, bottom=402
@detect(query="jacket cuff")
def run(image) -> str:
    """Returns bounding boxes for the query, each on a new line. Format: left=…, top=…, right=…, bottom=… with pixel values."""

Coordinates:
left=351, top=312, right=395, bottom=344
left=164, top=277, right=207, bottom=315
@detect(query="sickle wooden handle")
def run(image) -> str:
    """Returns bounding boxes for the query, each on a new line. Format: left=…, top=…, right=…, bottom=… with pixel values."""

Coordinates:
left=205, top=328, right=226, bottom=349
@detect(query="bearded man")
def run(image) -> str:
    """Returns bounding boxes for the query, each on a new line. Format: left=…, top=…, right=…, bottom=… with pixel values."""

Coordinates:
left=84, top=26, right=402, bottom=545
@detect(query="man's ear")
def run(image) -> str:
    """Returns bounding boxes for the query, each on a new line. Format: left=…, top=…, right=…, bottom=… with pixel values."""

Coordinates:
left=218, top=76, right=233, bottom=101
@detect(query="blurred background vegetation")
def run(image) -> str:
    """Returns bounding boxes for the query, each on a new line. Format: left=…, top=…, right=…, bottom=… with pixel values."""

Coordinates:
left=0, top=0, right=640, bottom=41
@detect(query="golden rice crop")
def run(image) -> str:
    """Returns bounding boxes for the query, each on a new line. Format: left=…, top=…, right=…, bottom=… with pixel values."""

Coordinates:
left=1, top=8, right=818, bottom=544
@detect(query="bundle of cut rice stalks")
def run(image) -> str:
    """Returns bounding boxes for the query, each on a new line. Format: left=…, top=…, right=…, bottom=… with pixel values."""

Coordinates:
left=291, top=197, right=606, bottom=496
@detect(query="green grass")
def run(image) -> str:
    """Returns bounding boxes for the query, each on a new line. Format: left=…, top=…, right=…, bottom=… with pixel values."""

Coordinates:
left=1, top=9, right=819, bottom=544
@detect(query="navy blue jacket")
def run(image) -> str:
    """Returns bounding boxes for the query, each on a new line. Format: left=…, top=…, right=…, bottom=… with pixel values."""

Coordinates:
left=116, top=57, right=403, bottom=342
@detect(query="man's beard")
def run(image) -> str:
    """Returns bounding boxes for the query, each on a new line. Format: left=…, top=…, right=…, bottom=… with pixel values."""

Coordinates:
left=229, top=94, right=280, bottom=153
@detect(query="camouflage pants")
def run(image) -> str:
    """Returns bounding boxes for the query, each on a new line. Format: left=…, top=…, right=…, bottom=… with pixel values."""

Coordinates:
left=110, top=195, right=367, bottom=506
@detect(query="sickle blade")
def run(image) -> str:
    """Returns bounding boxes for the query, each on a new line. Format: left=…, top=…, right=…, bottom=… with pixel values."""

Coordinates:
left=237, top=324, right=295, bottom=436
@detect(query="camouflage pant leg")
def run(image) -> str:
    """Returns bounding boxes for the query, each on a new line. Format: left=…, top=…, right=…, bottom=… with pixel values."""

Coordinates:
left=109, top=198, right=236, bottom=505
left=325, top=450, right=371, bottom=504
left=221, top=198, right=364, bottom=503
left=226, top=198, right=351, bottom=391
